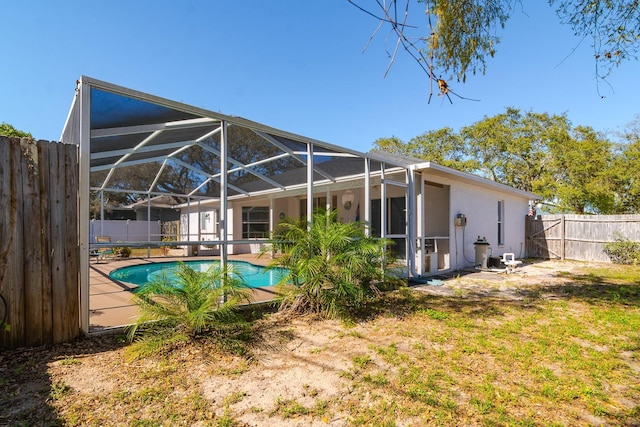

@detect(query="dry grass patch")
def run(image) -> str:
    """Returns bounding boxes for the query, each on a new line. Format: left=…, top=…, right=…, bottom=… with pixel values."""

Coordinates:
left=1, top=261, right=639, bottom=426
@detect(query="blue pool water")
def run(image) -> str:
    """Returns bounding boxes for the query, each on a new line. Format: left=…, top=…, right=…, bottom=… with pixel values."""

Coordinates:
left=109, top=260, right=287, bottom=289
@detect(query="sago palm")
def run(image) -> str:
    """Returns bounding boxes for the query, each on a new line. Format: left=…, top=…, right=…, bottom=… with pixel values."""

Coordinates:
left=126, top=262, right=252, bottom=354
left=264, top=209, right=393, bottom=318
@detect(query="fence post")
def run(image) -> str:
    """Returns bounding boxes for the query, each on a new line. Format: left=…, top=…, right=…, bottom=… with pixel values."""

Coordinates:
left=560, top=215, right=565, bottom=261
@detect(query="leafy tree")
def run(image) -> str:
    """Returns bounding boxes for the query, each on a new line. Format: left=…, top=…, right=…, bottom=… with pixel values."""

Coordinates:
left=262, top=210, right=395, bottom=319
left=427, top=0, right=510, bottom=82
left=460, top=108, right=572, bottom=193
left=612, top=116, right=640, bottom=213
left=545, top=125, right=615, bottom=213
left=126, top=262, right=252, bottom=356
left=373, top=107, right=629, bottom=214
left=351, top=1, right=640, bottom=86
left=372, top=128, right=476, bottom=171
left=0, top=122, right=31, bottom=138
left=371, top=136, right=408, bottom=157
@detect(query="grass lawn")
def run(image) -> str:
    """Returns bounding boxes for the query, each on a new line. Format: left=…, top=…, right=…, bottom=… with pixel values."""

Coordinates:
left=1, top=261, right=639, bottom=426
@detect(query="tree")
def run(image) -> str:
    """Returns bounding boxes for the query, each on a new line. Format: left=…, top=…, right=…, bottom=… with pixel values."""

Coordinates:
left=460, top=108, right=572, bottom=193
left=350, top=0, right=640, bottom=88
left=373, top=107, right=628, bottom=214
left=0, top=122, right=31, bottom=138
left=611, top=116, right=640, bottom=213
left=372, top=128, right=476, bottom=171
left=545, top=125, right=616, bottom=213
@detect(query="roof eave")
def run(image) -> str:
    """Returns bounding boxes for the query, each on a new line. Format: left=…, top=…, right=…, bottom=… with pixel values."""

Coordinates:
left=412, top=161, right=541, bottom=200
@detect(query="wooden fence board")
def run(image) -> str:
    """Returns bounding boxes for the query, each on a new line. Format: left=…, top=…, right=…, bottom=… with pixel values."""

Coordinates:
left=50, top=141, right=67, bottom=344
left=38, top=140, right=53, bottom=344
left=21, top=139, right=45, bottom=346
left=10, top=138, right=26, bottom=348
left=63, top=143, right=79, bottom=342
left=0, top=139, right=19, bottom=348
left=0, top=139, right=26, bottom=347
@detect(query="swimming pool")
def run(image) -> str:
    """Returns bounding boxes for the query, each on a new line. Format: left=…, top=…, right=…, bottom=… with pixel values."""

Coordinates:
left=109, top=260, right=287, bottom=289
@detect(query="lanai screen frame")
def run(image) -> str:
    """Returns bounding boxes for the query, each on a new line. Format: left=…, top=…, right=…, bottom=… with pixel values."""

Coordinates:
left=61, top=76, right=416, bottom=333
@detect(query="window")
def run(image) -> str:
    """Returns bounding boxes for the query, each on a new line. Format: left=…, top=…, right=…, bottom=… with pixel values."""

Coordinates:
left=299, top=196, right=338, bottom=218
left=497, top=200, right=505, bottom=246
left=242, top=207, right=270, bottom=239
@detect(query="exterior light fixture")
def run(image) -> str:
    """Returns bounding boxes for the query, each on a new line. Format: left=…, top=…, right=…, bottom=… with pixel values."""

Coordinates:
left=342, top=190, right=354, bottom=210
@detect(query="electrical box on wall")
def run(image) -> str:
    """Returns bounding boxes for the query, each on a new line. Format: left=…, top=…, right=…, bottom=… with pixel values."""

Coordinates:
left=454, top=213, right=467, bottom=226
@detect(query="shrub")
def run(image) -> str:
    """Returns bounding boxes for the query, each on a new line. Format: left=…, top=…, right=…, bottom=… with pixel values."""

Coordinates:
left=260, top=209, right=396, bottom=319
left=114, top=241, right=131, bottom=258
left=126, top=262, right=253, bottom=356
left=603, top=235, right=640, bottom=265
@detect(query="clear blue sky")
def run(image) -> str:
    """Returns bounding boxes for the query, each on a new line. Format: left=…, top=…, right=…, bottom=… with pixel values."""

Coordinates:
left=2, top=1, right=639, bottom=153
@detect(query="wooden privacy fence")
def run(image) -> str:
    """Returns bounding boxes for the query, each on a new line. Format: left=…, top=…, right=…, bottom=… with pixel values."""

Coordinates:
left=526, top=214, right=640, bottom=263
left=0, top=137, right=79, bottom=349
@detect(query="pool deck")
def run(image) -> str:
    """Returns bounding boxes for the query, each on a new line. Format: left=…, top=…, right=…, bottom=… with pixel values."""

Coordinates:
left=89, top=253, right=281, bottom=332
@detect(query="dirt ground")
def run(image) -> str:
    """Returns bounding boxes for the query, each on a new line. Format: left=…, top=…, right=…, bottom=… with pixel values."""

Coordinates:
left=1, top=259, right=636, bottom=426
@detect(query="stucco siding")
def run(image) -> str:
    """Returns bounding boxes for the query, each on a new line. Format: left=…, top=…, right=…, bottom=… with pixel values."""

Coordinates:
left=425, top=173, right=530, bottom=270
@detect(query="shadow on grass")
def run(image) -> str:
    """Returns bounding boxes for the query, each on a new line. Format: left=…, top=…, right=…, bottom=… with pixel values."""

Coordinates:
left=358, top=269, right=640, bottom=324
left=0, top=334, right=128, bottom=426
left=0, top=306, right=265, bottom=426
left=549, top=271, right=640, bottom=305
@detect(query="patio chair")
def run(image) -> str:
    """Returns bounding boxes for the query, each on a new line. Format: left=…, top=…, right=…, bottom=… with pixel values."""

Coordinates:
left=502, top=253, right=522, bottom=274
left=91, top=236, right=115, bottom=262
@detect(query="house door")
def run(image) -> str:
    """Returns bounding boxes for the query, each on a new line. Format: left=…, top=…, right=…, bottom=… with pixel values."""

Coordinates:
left=423, top=181, right=451, bottom=272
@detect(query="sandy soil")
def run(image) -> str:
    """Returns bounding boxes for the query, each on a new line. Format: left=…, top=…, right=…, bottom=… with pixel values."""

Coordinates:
left=1, top=259, right=635, bottom=426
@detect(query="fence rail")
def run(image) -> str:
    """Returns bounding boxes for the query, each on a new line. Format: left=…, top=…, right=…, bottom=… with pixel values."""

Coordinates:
left=0, top=137, right=79, bottom=349
left=526, top=214, right=640, bottom=263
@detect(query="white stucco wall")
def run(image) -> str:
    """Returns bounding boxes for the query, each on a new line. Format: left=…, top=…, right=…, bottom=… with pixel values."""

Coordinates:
left=177, top=172, right=533, bottom=268
left=424, top=173, right=530, bottom=270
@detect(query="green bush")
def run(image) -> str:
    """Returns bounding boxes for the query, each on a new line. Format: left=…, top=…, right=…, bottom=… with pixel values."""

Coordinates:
left=603, top=236, right=640, bottom=265
left=261, top=209, right=396, bottom=319
left=114, top=241, right=131, bottom=258
left=126, top=262, right=253, bottom=356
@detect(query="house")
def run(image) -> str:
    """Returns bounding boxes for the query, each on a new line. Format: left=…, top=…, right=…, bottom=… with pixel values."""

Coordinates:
left=62, top=76, right=539, bottom=331
left=178, top=152, right=538, bottom=274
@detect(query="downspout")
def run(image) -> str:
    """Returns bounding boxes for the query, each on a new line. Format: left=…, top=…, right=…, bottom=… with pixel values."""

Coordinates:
left=269, top=198, right=274, bottom=259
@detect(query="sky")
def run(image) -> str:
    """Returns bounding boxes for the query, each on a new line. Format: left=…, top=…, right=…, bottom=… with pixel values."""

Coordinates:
left=1, top=1, right=639, bottom=154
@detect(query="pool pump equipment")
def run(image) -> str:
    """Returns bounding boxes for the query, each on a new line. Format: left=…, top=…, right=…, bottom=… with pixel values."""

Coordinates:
left=473, top=236, right=490, bottom=269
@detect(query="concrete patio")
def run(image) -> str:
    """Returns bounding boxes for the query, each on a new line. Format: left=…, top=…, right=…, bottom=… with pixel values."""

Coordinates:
left=89, top=254, right=280, bottom=332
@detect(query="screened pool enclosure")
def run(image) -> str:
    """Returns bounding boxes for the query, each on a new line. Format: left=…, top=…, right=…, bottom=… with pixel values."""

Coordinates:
left=62, top=77, right=435, bottom=333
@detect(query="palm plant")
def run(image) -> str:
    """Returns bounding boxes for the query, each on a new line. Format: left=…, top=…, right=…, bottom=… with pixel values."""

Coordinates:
left=262, top=209, right=394, bottom=318
left=126, top=262, right=252, bottom=355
